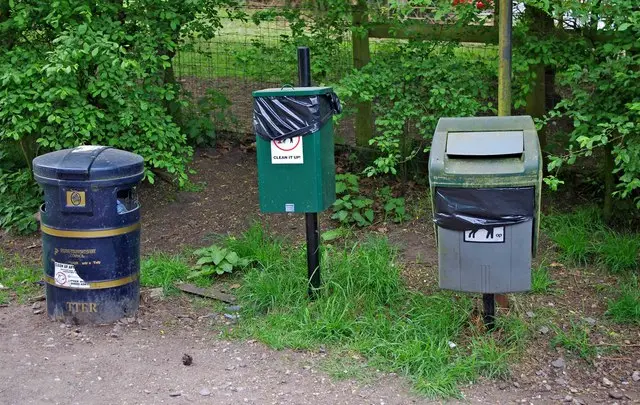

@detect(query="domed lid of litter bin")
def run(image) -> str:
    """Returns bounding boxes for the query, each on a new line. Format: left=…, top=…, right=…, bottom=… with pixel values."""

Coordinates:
left=33, top=146, right=144, bottom=183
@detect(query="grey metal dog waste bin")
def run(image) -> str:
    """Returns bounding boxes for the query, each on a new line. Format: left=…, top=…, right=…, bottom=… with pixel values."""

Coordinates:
left=428, top=116, right=542, bottom=294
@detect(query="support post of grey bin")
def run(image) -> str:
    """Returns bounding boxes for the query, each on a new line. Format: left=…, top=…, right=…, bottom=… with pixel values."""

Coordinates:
left=298, top=46, right=321, bottom=298
left=483, top=293, right=495, bottom=330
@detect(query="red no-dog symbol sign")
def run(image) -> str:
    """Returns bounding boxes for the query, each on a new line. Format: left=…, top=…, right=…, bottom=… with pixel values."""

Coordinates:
left=271, top=136, right=304, bottom=164
left=273, top=137, right=301, bottom=152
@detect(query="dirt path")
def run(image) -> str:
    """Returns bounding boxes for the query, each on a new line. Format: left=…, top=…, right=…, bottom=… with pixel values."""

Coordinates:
left=0, top=300, right=566, bottom=405
left=2, top=146, right=640, bottom=404
left=0, top=301, right=480, bottom=405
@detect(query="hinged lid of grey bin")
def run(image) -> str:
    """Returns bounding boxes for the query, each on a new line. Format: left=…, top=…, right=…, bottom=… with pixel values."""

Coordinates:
left=446, top=131, right=524, bottom=157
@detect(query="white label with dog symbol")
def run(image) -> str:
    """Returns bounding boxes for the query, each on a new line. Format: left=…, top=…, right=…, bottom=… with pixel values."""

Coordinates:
left=463, top=226, right=505, bottom=243
left=271, top=136, right=303, bottom=164
left=54, top=262, right=90, bottom=289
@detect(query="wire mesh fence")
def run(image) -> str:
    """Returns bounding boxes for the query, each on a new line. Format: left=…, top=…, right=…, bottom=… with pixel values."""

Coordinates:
left=174, top=5, right=498, bottom=144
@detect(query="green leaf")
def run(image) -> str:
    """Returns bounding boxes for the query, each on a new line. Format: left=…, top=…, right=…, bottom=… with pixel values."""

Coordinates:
left=211, top=247, right=227, bottom=265
left=220, top=262, right=233, bottom=273
left=225, top=251, right=239, bottom=266
left=187, top=268, right=216, bottom=279
left=364, top=209, right=374, bottom=223
left=195, top=256, right=215, bottom=267
left=321, top=228, right=345, bottom=241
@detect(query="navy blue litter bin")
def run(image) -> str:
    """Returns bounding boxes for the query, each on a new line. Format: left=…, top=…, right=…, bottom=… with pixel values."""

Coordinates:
left=33, top=146, right=144, bottom=324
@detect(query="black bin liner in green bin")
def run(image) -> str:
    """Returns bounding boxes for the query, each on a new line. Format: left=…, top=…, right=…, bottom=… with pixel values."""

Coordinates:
left=433, top=187, right=535, bottom=231
left=253, top=92, right=341, bottom=142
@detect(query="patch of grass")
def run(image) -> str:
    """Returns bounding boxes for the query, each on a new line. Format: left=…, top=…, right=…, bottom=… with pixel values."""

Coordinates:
left=319, top=352, right=374, bottom=382
left=606, top=277, right=640, bottom=325
left=531, top=262, right=556, bottom=294
left=551, top=321, right=597, bottom=360
left=0, top=253, right=42, bottom=304
left=592, top=230, right=640, bottom=274
left=543, top=207, right=640, bottom=273
left=140, top=253, right=201, bottom=294
left=230, top=225, right=523, bottom=398
left=543, top=207, right=602, bottom=266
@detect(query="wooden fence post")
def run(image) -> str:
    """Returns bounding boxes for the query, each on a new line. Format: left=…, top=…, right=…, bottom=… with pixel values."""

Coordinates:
left=524, top=6, right=553, bottom=159
left=352, top=1, right=373, bottom=148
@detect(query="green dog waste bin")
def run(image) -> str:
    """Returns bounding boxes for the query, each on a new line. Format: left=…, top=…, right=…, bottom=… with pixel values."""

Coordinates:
left=428, top=116, right=542, bottom=294
left=253, top=86, right=342, bottom=213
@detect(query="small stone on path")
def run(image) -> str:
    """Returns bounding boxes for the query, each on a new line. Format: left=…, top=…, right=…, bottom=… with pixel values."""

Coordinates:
left=584, top=317, right=596, bottom=326
left=31, top=302, right=41, bottom=310
left=602, top=377, right=614, bottom=387
left=552, top=358, right=566, bottom=368
left=526, top=311, right=535, bottom=318
left=199, top=388, right=211, bottom=397
left=563, top=395, right=573, bottom=402
left=632, top=371, right=640, bottom=382
left=609, top=391, right=624, bottom=399
left=538, top=326, right=549, bottom=335
left=169, top=391, right=182, bottom=397
left=555, top=378, right=567, bottom=386
left=149, top=287, right=164, bottom=299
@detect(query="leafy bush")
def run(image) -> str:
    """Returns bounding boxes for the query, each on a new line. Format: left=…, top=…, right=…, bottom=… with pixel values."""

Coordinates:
left=183, top=89, right=236, bottom=147
left=514, top=0, right=640, bottom=212
left=188, top=245, right=250, bottom=278
left=332, top=173, right=374, bottom=227
left=378, top=186, right=411, bottom=224
left=0, top=1, right=199, bottom=186
left=0, top=166, right=41, bottom=234
left=338, top=41, right=496, bottom=176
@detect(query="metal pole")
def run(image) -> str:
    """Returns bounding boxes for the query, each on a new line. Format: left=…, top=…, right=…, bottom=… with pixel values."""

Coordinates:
left=483, top=293, right=496, bottom=330
left=498, top=0, right=512, bottom=116
left=297, top=47, right=321, bottom=298
left=485, top=0, right=513, bottom=329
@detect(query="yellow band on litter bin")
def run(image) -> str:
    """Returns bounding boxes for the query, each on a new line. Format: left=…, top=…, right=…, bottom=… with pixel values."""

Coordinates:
left=44, top=273, right=139, bottom=290
left=41, top=222, right=140, bottom=238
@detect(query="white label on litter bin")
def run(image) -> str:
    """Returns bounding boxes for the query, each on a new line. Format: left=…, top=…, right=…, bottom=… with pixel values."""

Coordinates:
left=54, top=262, right=90, bottom=289
left=463, top=227, right=505, bottom=243
left=271, top=137, right=303, bottom=164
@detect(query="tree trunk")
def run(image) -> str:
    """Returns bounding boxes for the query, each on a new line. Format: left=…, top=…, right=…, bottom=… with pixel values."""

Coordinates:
left=523, top=6, right=554, bottom=172
left=163, top=49, right=185, bottom=130
left=603, top=142, right=615, bottom=224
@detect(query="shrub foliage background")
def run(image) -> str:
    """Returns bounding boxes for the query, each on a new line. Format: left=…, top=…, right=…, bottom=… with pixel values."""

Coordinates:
left=0, top=0, right=638, bottom=232
left=0, top=0, right=241, bottom=232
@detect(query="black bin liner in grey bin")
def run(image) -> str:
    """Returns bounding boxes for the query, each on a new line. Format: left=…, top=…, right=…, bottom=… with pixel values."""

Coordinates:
left=433, top=187, right=535, bottom=231
left=434, top=187, right=535, bottom=293
left=253, top=92, right=342, bottom=142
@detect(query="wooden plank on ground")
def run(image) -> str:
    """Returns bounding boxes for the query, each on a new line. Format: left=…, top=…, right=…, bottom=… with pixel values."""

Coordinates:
left=175, top=283, right=237, bottom=303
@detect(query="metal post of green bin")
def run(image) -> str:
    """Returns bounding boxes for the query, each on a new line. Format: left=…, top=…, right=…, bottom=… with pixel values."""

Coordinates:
left=298, top=47, right=322, bottom=298
left=253, top=49, right=340, bottom=301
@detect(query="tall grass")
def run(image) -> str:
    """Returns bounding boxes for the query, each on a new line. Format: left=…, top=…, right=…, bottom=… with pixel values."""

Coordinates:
left=543, top=207, right=640, bottom=273
left=607, top=277, right=640, bottom=325
left=0, top=252, right=42, bottom=304
left=231, top=224, right=522, bottom=398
